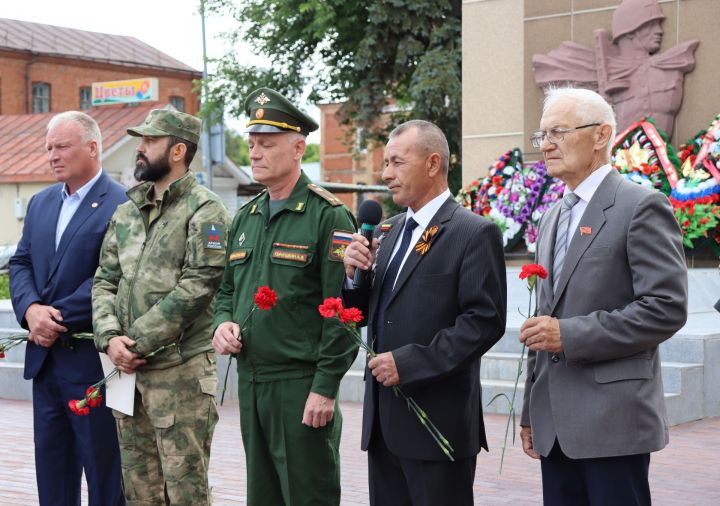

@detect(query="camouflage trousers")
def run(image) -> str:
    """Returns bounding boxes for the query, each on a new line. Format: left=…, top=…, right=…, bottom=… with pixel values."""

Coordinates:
left=113, top=351, right=218, bottom=506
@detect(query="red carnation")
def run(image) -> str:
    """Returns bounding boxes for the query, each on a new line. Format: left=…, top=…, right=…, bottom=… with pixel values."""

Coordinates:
left=519, top=264, right=548, bottom=280
left=339, top=307, right=363, bottom=324
left=0, top=352, right=5, bottom=359
left=68, top=399, right=90, bottom=416
left=318, top=297, right=343, bottom=318
left=253, top=286, right=278, bottom=310
left=86, top=387, right=103, bottom=408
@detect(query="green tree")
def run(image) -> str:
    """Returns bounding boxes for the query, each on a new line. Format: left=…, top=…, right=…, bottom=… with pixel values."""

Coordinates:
left=303, top=143, right=320, bottom=163
left=202, top=0, right=462, bottom=193
left=225, top=129, right=250, bottom=166
left=0, top=273, right=9, bottom=300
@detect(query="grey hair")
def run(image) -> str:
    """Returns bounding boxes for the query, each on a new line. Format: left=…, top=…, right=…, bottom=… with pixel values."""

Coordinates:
left=543, top=86, right=616, bottom=157
left=389, top=119, right=450, bottom=174
left=47, top=111, right=103, bottom=157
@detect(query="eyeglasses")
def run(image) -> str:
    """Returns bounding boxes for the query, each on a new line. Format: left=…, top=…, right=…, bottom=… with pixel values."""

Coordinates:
left=530, top=123, right=601, bottom=149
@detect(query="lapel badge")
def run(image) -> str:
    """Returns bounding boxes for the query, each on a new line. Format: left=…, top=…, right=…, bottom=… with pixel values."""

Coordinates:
left=380, top=223, right=392, bottom=234
left=91, top=202, right=99, bottom=208
left=579, top=226, right=592, bottom=236
left=255, top=92, right=271, bottom=105
left=238, top=232, right=246, bottom=247
left=414, top=225, right=440, bottom=255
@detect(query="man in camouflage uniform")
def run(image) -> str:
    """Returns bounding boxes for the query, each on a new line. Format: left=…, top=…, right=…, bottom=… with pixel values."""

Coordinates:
left=213, top=88, right=358, bottom=506
left=92, top=109, right=230, bottom=505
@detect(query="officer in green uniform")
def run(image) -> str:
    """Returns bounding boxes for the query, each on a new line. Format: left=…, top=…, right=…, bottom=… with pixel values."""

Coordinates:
left=213, top=88, right=358, bottom=506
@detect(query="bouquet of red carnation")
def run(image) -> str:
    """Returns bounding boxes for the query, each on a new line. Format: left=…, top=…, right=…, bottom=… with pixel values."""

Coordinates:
left=489, top=263, right=547, bottom=473
left=318, top=297, right=455, bottom=461
left=219, top=286, right=278, bottom=405
left=68, top=341, right=176, bottom=416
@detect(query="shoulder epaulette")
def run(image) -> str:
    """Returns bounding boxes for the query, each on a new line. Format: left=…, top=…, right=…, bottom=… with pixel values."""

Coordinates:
left=307, top=183, right=343, bottom=206
left=239, top=189, right=267, bottom=210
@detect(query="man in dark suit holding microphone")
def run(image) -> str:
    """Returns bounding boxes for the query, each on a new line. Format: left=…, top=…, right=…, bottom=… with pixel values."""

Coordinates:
left=343, top=119, right=507, bottom=505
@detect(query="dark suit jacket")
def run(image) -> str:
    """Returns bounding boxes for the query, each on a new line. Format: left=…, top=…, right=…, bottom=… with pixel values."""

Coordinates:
left=344, top=197, right=507, bottom=461
left=521, top=170, right=688, bottom=459
left=9, top=172, right=128, bottom=383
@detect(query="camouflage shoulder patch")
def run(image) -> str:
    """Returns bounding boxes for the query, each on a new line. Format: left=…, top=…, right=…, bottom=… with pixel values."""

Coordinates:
left=203, top=223, right=226, bottom=250
left=329, top=229, right=353, bottom=262
left=308, top=183, right=343, bottom=206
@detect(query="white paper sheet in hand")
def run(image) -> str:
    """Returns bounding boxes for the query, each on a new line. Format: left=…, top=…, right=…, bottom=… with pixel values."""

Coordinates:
left=99, top=353, right=136, bottom=416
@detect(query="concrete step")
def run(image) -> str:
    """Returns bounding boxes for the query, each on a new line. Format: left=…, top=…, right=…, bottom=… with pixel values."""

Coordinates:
left=480, top=379, right=702, bottom=426
left=480, top=351, right=701, bottom=393
left=0, top=362, right=32, bottom=400
left=0, top=301, right=18, bottom=328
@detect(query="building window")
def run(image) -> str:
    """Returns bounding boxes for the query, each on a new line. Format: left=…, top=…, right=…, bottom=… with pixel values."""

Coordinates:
left=32, top=82, right=51, bottom=113
left=79, top=87, right=92, bottom=110
left=169, top=96, right=185, bottom=112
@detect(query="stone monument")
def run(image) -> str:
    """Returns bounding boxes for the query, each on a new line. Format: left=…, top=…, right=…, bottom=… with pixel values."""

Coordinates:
left=533, top=0, right=699, bottom=137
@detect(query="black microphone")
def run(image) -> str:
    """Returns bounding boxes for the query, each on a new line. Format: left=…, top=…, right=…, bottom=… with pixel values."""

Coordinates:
left=353, top=199, right=383, bottom=288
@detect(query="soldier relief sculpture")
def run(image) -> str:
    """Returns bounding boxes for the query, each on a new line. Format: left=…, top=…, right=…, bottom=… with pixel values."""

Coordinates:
left=533, top=0, right=698, bottom=137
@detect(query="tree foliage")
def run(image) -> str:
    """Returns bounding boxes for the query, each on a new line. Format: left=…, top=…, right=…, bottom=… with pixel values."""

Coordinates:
left=203, top=0, right=462, bottom=192
left=225, top=129, right=250, bottom=166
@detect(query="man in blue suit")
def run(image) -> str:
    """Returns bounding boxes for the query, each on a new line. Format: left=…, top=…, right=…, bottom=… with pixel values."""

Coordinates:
left=9, top=111, right=127, bottom=506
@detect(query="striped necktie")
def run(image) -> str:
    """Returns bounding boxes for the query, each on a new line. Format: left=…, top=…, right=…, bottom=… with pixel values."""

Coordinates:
left=552, top=192, right=580, bottom=288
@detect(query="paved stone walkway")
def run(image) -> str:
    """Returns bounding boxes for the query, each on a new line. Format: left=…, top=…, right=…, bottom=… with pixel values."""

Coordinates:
left=0, top=399, right=718, bottom=505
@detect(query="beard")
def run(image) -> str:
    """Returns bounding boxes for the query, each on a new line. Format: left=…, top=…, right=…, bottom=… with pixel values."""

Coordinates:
left=134, top=151, right=171, bottom=182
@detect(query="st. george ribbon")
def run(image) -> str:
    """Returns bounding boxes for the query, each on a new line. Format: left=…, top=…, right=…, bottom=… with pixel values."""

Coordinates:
left=352, top=199, right=383, bottom=289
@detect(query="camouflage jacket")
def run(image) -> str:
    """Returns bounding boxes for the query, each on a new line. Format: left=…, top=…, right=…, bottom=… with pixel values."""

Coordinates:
left=213, top=171, right=358, bottom=399
left=93, top=171, right=230, bottom=370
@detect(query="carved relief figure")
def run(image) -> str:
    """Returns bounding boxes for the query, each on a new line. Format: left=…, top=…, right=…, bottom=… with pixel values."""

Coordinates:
left=533, top=0, right=699, bottom=137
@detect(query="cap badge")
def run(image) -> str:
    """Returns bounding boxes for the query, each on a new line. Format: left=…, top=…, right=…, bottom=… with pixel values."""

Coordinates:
left=255, top=93, right=271, bottom=105
left=255, top=108, right=265, bottom=119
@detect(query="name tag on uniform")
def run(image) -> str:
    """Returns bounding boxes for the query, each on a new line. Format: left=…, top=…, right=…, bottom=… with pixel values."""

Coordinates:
left=271, top=250, right=308, bottom=263
left=229, top=250, right=248, bottom=261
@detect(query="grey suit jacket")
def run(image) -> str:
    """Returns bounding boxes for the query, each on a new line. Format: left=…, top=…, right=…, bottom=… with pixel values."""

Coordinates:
left=520, top=169, right=688, bottom=459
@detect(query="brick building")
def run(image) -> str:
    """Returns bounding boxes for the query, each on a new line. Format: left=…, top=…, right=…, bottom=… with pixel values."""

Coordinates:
left=319, top=102, right=385, bottom=211
left=0, top=18, right=250, bottom=245
left=0, top=18, right=200, bottom=115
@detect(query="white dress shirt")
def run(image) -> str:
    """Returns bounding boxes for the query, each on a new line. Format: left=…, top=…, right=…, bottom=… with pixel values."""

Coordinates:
left=55, top=169, right=103, bottom=250
left=563, top=164, right=613, bottom=251
left=386, top=189, right=452, bottom=289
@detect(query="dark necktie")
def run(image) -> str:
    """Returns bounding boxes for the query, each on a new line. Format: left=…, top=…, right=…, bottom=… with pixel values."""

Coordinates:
left=374, top=217, right=418, bottom=348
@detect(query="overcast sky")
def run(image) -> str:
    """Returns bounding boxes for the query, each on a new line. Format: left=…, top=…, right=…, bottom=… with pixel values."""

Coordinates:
left=1, top=0, right=322, bottom=142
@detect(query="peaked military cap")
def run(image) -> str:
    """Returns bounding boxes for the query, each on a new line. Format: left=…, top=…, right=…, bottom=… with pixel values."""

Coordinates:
left=127, top=109, right=202, bottom=145
left=244, top=88, right=319, bottom=136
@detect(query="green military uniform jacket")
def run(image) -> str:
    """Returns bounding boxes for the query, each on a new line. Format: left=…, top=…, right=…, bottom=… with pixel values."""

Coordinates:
left=93, top=171, right=230, bottom=369
left=214, top=171, right=358, bottom=399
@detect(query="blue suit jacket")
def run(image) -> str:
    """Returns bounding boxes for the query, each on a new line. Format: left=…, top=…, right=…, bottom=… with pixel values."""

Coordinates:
left=9, top=172, right=127, bottom=383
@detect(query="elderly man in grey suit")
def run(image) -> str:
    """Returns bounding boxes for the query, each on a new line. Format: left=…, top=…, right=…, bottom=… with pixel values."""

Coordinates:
left=519, top=87, right=687, bottom=506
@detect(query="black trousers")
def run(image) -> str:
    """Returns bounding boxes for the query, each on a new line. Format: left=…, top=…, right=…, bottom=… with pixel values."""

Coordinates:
left=541, top=440, right=651, bottom=506
left=367, top=426, right=476, bottom=506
